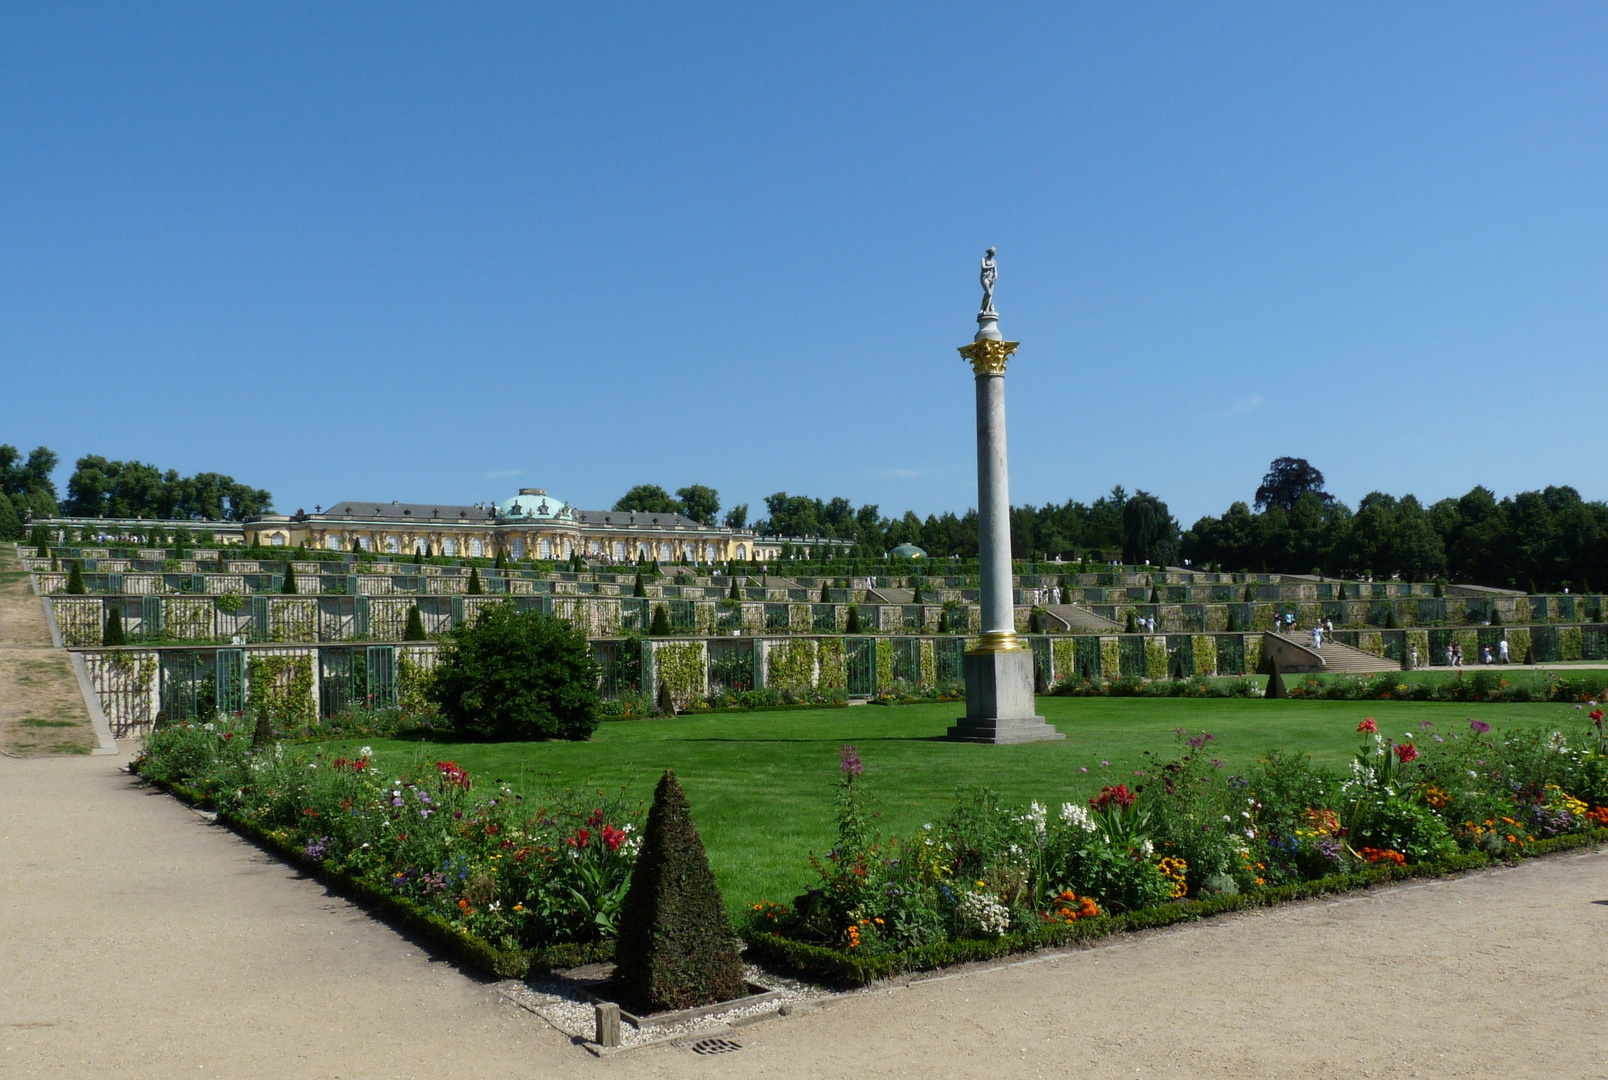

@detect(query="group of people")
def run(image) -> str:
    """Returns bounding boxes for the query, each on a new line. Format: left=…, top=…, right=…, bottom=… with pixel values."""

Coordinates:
left=1405, top=637, right=1511, bottom=668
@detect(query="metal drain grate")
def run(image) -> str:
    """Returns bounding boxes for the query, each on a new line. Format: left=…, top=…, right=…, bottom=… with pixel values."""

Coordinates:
left=689, top=1037, right=743, bottom=1056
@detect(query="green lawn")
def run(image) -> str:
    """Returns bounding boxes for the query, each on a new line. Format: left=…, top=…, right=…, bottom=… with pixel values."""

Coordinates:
left=361, top=695, right=1589, bottom=910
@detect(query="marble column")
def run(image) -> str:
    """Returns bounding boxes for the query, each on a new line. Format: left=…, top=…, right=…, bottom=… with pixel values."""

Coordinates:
left=947, top=268, right=1064, bottom=744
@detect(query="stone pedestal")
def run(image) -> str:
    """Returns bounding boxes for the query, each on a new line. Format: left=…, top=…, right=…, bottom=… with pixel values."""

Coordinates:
left=947, top=648, right=1064, bottom=744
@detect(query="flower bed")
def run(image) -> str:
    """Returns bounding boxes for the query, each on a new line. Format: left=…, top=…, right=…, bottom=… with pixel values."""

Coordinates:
left=741, top=718, right=1608, bottom=984
left=133, top=717, right=639, bottom=977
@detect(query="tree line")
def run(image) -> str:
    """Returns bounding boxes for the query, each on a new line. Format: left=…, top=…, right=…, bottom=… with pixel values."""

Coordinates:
left=0, top=443, right=273, bottom=539
left=623, top=458, right=1604, bottom=591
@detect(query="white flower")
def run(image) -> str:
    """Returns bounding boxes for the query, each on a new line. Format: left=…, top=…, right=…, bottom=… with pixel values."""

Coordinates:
left=1223, top=814, right=1232, bottom=822
left=359, top=746, right=373, bottom=757
left=1027, top=801, right=1047, bottom=839
left=1241, top=810, right=1251, bottom=819
left=922, top=822, right=933, bottom=831
left=956, top=890, right=1011, bottom=936
left=1060, top=802, right=1097, bottom=832
left=1140, top=840, right=1154, bottom=858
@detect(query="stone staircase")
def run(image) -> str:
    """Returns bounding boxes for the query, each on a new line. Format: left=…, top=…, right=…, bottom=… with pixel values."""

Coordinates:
left=1265, top=631, right=1399, bottom=674
left=1041, top=604, right=1123, bottom=632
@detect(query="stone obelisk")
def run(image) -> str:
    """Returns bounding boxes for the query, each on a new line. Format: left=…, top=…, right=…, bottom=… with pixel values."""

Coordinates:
left=947, top=249, right=1063, bottom=744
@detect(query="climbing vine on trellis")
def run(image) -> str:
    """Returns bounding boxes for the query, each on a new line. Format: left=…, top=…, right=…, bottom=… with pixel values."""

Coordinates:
left=767, top=639, right=817, bottom=694
left=817, top=636, right=846, bottom=691
left=653, top=641, right=705, bottom=709
left=247, top=654, right=315, bottom=726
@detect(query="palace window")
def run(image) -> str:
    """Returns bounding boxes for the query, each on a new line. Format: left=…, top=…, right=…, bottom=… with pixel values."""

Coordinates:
left=470, top=539, right=484, bottom=558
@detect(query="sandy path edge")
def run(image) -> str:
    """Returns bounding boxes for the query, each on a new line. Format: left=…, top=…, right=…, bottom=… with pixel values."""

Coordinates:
left=2, top=751, right=1605, bottom=1080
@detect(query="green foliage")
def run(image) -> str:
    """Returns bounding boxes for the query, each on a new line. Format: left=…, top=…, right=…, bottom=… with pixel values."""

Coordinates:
left=30, top=523, right=50, bottom=555
left=280, top=561, right=298, bottom=594
left=65, top=560, right=86, bottom=594
left=612, top=769, right=745, bottom=1012
left=466, top=566, right=483, bottom=595
left=1124, top=610, right=1137, bottom=634
left=134, top=721, right=639, bottom=963
left=428, top=604, right=600, bottom=740
left=63, top=454, right=270, bottom=520
left=675, top=484, right=721, bottom=526
left=634, top=572, right=647, bottom=598
left=0, top=491, right=20, bottom=541
left=844, top=604, right=862, bottom=633
left=649, top=603, right=672, bottom=636
left=403, top=605, right=427, bottom=641
left=613, top=484, right=681, bottom=515
left=102, top=606, right=126, bottom=646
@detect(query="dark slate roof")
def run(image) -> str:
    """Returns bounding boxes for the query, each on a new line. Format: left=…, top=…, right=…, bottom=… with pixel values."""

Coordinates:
left=322, top=501, right=494, bottom=521
left=572, top=509, right=706, bottom=529
left=318, top=501, right=710, bottom=530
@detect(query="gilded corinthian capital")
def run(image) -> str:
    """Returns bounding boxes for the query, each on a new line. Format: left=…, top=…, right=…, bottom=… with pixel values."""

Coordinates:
left=958, top=338, right=1019, bottom=375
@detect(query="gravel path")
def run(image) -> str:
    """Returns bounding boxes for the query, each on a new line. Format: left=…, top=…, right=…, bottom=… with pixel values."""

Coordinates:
left=2, top=751, right=1605, bottom=1079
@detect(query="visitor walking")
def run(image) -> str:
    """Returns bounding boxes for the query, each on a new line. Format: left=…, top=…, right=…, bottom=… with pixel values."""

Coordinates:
left=1445, top=643, right=1455, bottom=667
left=1409, top=643, right=1420, bottom=669
left=1499, top=636, right=1510, bottom=664
left=1453, top=642, right=1464, bottom=668
left=1482, top=645, right=1493, bottom=665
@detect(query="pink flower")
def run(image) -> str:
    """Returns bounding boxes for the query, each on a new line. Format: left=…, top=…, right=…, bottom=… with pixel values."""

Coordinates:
left=1358, top=718, right=1378, bottom=734
left=1393, top=742, right=1419, bottom=763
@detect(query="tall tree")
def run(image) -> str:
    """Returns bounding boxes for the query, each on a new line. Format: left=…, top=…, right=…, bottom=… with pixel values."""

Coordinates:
left=1254, top=457, right=1333, bottom=512
left=674, top=484, right=720, bottom=525
left=613, top=484, right=681, bottom=515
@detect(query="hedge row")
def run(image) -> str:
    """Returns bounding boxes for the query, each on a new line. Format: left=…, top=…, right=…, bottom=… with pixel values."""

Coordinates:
left=740, top=830, right=1608, bottom=985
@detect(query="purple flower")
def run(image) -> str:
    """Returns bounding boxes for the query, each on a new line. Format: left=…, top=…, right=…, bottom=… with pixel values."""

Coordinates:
left=1079, top=766, right=1088, bottom=773
left=1187, top=732, right=1215, bottom=750
left=1433, top=735, right=1444, bottom=743
left=1469, top=719, right=1491, bottom=735
left=303, top=836, right=329, bottom=861
left=1419, top=719, right=1435, bottom=730
left=840, top=745, right=863, bottom=777
left=1100, top=759, right=1110, bottom=768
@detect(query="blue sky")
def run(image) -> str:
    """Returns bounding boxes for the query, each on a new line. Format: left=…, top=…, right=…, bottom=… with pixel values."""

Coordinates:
left=3, top=4, right=1606, bottom=527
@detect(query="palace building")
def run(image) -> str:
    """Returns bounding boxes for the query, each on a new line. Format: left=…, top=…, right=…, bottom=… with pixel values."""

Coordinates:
left=241, top=488, right=842, bottom=563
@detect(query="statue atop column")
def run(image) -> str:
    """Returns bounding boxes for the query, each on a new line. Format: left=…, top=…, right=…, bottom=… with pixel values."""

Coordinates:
left=979, top=247, right=998, bottom=314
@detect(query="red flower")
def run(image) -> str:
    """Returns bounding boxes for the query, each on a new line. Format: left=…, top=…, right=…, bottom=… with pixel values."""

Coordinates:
left=1358, top=718, right=1378, bottom=734
left=566, top=827, right=591, bottom=849
left=1591, top=709, right=1604, bottom=725
left=435, top=761, right=471, bottom=790
left=302, top=807, right=319, bottom=817
left=1090, top=784, right=1136, bottom=810
left=600, top=824, right=626, bottom=851
left=222, top=732, right=233, bottom=742
left=1393, top=742, right=1419, bottom=763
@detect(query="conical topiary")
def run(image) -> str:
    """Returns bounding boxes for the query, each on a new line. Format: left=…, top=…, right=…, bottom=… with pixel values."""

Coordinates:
left=281, top=561, right=297, bottom=594
left=102, top=606, right=125, bottom=646
left=820, top=580, right=830, bottom=602
left=729, top=575, right=741, bottom=601
left=414, top=548, right=423, bottom=565
left=65, top=560, right=86, bottom=594
left=634, top=572, right=647, bottom=598
left=1150, top=585, right=1161, bottom=604
left=612, top=769, right=745, bottom=1013
left=649, top=603, right=672, bottom=636
left=403, top=605, right=427, bottom=641
left=1124, top=610, right=1137, bottom=634
left=466, top=567, right=483, bottom=595
left=1265, top=657, right=1287, bottom=699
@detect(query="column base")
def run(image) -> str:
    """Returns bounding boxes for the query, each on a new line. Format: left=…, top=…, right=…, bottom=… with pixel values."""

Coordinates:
left=948, top=648, right=1064, bottom=744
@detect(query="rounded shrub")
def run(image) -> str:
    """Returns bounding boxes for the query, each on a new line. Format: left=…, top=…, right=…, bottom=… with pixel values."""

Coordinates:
left=427, top=603, right=600, bottom=740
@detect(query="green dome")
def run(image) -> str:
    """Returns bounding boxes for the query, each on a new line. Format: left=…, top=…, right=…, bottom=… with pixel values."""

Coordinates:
left=497, top=488, right=573, bottom=521
left=889, top=543, right=927, bottom=559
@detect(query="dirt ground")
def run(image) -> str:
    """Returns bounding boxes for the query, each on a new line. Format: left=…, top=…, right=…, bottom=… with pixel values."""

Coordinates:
left=2, top=752, right=1605, bottom=1080
left=0, top=545, right=95, bottom=756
